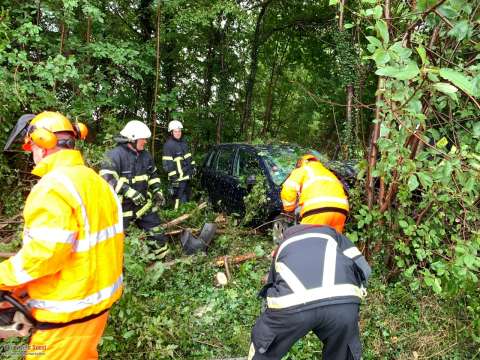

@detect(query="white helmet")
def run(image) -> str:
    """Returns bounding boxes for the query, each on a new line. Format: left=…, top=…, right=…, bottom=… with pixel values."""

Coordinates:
left=168, top=120, right=183, bottom=132
left=120, top=120, right=151, bottom=141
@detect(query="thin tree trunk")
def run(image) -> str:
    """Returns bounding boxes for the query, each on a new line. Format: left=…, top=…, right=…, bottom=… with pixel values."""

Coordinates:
left=345, top=84, right=354, bottom=159
left=59, top=22, right=65, bottom=54
left=36, top=0, right=41, bottom=25
left=338, top=0, right=345, bottom=31
left=366, top=77, right=384, bottom=209
left=151, top=0, right=161, bottom=160
left=241, top=1, right=270, bottom=141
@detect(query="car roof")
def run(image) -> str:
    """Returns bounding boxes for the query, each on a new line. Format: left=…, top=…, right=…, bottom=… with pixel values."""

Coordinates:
left=210, top=142, right=305, bottom=153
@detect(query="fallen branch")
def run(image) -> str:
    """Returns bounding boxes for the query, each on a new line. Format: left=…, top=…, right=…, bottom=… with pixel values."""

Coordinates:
left=0, top=252, right=15, bottom=258
left=164, top=228, right=200, bottom=237
left=223, top=256, right=231, bottom=280
left=215, top=252, right=257, bottom=267
left=0, top=214, right=22, bottom=231
left=162, top=202, right=207, bottom=229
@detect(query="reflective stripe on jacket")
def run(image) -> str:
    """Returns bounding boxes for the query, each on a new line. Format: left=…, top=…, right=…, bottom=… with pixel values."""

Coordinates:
left=162, top=137, right=195, bottom=182
left=100, top=143, right=161, bottom=214
left=262, top=225, right=370, bottom=311
left=280, top=161, right=348, bottom=217
left=0, top=150, right=124, bottom=323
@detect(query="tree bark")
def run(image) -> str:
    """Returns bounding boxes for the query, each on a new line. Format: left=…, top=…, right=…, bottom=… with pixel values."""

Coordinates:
left=151, top=0, right=161, bottom=159
left=344, top=84, right=354, bottom=159
left=366, top=77, right=384, bottom=209
left=338, top=0, right=345, bottom=31
left=241, top=1, right=271, bottom=141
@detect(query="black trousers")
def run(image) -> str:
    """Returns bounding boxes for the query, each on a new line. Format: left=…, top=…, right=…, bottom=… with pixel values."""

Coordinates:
left=124, top=211, right=167, bottom=246
left=249, top=303, right=361, bottom=360
left=172, top=181, right=191, bottom=209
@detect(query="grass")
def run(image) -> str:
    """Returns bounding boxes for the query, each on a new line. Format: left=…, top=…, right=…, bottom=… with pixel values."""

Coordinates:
left=0, top=205, right=478, bottom=359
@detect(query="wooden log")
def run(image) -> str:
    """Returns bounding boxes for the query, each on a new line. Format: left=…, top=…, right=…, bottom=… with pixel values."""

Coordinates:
left=0, top=214, right=22, bottom=231
left=214, top=252, right=256, bottom=267
left=163, top=202, right=207, bottom=229
left=0, top=252, right=15, bottom=258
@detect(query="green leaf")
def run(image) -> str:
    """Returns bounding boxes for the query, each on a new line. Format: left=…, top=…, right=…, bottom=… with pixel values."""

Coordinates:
left=373, top=5, right=383, bottom=19
left=442, top=162, right=453, bottom=182
left=473, top=122, right=480, bottom=138
left=438, top=5, right=458, bottom=18
left=464, top=254, right=477, bottom=270
left=344, top=23, right=354, bottom=29
left=417, top=172, right=433, bottom=188
left=417, top=0, right=436, bottom=11
left=436, top=137, right=448, bottom=149
left=439, top=68, right=475, bottom=97
left=408, top=174, right=419, bottom=191
left=416, top=46, right=427, bottom=65
left=372, top=48, right=390, bottom=66
left=433, top=82, right=458, bottom=95
left=388, top=42, right=413, bottom=60
left=375, top=20, right=389, bottom=46
left=375, top=61, right=419, bottom=80
left=366, top=36, right=382, bottom=48
left=329, top=0, right=339, bottom=5
left=447, top=20, right=470, bottom=42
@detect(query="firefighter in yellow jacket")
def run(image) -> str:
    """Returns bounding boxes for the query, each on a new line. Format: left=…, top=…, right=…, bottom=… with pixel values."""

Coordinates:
left=281, top=153, right=349, bottom=233
left=1, top=112, right=124, bottom=359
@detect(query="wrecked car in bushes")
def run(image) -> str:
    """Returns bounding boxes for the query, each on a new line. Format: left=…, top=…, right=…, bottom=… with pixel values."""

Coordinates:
left=199, top=143, right=357, bottom=241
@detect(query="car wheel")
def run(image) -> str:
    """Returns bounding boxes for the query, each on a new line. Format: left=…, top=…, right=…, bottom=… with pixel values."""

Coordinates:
left=271, top=215, right=290, bottom=244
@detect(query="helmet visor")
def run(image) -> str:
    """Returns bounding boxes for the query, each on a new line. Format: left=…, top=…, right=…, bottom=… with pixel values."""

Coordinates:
left=4, top=114, right=36, bottom=151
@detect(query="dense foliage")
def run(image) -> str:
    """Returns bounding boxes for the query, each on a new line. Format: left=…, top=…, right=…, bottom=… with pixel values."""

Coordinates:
left=0, top=0, right=479, bottom=358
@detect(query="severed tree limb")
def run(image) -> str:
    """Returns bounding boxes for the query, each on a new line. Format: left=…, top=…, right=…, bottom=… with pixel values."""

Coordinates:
left=215, top=252, right=257, bottom=267
left=0, top=252, right=15, bottom=258
left=162, top=202, right=207, bottom=229
left=223, top=256, right=231, bottom=280
left=0, top=214, right=22, bottom=231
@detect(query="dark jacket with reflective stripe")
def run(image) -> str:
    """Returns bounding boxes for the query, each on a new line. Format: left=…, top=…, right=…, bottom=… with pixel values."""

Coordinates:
left=260, top=224, right=371, bottom=312
left=100, top=142, right=161, bottom=211
left=162, top=137, right=195, bottom=183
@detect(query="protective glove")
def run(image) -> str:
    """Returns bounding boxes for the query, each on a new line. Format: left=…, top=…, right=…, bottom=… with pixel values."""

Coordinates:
left=155, top=191, right=166, bottom=207
left=125, top=188, right=146, bottom=206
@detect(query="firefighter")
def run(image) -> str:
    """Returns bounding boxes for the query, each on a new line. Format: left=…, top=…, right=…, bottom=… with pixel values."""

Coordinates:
left=1, top=112, right=124, bottom=359
left=248, top=223, right=371, bottom=360
left=100, top=120, right=168, bottom=254
left=162, top=120, right=196, bottom=209
left=281, top=153, right=349, bottom=233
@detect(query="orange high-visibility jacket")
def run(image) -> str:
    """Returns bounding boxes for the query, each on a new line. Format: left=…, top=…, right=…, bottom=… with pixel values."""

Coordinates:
left=281, top=161, right=349, bottom=218
left=0, top=150, right=124, bottom=323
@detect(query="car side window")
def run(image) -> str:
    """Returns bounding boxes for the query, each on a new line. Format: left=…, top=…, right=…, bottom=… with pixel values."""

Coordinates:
left=236, top=150, right=262, bottom=179
left=205, top=150, right=215, bottom=168
left=215, top=148, right=235, bottom=174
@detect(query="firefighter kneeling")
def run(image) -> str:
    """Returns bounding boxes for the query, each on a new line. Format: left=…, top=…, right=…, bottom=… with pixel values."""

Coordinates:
left=248, top=223, right=371, bottom=360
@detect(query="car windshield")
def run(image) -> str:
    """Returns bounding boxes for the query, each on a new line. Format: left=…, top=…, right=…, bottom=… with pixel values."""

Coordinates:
left=258, top=145, right=329, bottom=186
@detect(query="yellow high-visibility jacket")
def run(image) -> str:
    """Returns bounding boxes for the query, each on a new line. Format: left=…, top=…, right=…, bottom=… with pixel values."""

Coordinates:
left=0, top=150, right=124, bottom=323
left=281, top=161, right=349, bottom=218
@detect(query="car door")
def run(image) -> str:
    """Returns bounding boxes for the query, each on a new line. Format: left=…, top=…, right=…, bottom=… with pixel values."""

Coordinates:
left=210, top=146, right=238, bottom=212
left=232, top=148, right=264, bottom=215
left=200, top=148, right=217, bottom=202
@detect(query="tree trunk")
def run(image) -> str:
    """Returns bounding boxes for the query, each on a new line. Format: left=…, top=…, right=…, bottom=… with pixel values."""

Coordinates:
left=344, top=83, right=354, bottom=159
left=241, top=1, right=270, bottom=141
left=151, top=0, right=161, bottom=160
left=338, top=0, right=345, bottom=31
left=366, top=77, right=384, bottom=209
